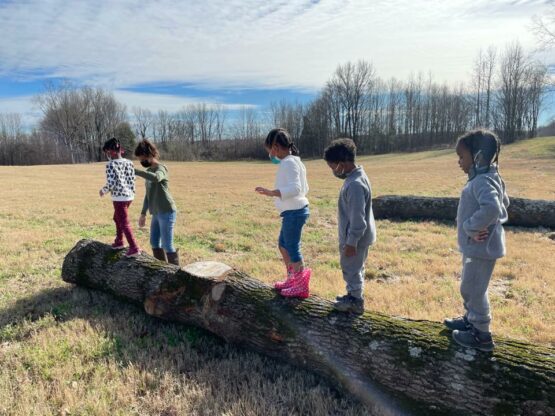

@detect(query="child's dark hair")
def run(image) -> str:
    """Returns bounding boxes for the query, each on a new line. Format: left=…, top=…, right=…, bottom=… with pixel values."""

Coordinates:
left=102, top=137, right=121, bottom=152
left=323, top=138, right=356, bottom=163
left=134, top=139, right=160, bottom=159
left=265, top=128, right=299, bottom=156
left=456, top=129, right=501, bottom=166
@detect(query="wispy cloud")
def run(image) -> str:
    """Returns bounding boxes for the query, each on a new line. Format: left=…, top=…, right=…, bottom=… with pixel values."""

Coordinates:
left=460, top=0, right=548, bottom=18
left=0, top=0, right=548, bottom=91
left=113, top=90, right=258, bottom=113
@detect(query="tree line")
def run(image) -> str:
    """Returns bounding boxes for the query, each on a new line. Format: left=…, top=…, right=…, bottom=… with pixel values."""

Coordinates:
left=0, top=41, right=550, bottom=165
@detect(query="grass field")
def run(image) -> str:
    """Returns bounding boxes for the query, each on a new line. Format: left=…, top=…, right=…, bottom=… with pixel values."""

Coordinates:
left=1, top=136, right=554, bottom=415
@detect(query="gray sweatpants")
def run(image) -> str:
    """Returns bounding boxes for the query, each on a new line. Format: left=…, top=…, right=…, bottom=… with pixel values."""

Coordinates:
left=460, top=256, right=496, bottom=332
left=340, top=244, right=370, bottom=299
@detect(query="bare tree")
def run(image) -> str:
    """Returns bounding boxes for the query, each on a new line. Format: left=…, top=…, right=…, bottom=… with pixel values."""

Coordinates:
left=269, top=100, right=305, bottom=142
left=300, top=95, right=332, bottom=157
left=326, top=60, right=376, bottom=143
left=0, top=113, right=23, bottom=164
left=523, top=62, right=549, bottom=138
left=496, top=42, right=530, bottom=143
left=85, top=87, right=127, bottom=161
left=132, top=107, right=153, bottom=139
left=36, top=82, right=90, bottom=163
left=472, top=47, right=497, bottom=128
left=214, top=104, right=227, bottom=141
left=35, top=83, right=127, bottom=163
left=531, top=1, right=555, bottom=49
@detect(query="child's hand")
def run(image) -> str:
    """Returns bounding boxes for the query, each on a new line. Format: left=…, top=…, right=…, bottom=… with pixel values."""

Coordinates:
left=255, top=187, right=276, bottom=197
left=99, top=189, right=106, bottom=197
left=344, top=245, right=357, bottom=257
left=473, top=229, right=489, bottom=242
left=138, top=214, right=147, bottom=229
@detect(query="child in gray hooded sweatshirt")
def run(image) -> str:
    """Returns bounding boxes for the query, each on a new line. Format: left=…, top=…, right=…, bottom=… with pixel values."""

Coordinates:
left=445, top=129, right=509, bottom=351
left=324, top=138, right=376, bottom=314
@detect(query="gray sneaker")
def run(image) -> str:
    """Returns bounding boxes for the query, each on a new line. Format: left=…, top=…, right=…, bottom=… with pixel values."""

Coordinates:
left=333, top=295, right=364, bottom=314
left=335, top=293, right=350, bottom=302
left=452, top=327, right=495, bottom=352
left=444, top=315, right=471, bottom=331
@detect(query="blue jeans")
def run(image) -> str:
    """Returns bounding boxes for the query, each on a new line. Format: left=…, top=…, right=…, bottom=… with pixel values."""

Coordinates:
left=278, top=206, right=309, bottom=263
left=150, top=211, right=177, bottom=253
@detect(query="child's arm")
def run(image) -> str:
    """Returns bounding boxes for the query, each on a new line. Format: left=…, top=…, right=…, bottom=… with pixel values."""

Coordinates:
left=135, top=167, right=167, bottom=182
left=345, top=182, right=369, bottom=249
left=127, top=162, right=136, bottom=195
left=463, top=178, right=502, bottom=238
left=99, top=162, right=114, bottom=197
left=138, top=194, right=149, bottom=228
left=278, top=161, right=302, bottom=199
left=255, top=187, right=280, bottom=197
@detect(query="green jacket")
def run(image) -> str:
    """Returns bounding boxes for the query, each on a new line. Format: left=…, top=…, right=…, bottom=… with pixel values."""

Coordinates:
left=135, top=164, right=177, bottom=216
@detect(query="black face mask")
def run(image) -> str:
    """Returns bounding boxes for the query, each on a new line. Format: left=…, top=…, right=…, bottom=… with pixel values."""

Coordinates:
left=140, top=160, right=151, bottom=168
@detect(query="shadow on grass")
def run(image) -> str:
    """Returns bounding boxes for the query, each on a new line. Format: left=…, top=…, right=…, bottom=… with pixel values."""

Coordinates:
left=0, top=285, right=370, bottom=416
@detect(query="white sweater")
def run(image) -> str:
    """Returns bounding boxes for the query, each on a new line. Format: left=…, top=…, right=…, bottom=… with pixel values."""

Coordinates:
left=101, top=158, right=136, bottom=202
left=273, top=155, right=309, bottom=213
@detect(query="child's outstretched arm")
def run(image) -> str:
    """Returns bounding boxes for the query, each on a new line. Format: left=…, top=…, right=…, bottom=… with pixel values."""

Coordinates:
left=345, top=182, right=369, bottom=254
left=99, top=162, right=115, bottom=197
left=135, top=167, right=167, bottom=182
left=463, top=177, right=502, bottom=239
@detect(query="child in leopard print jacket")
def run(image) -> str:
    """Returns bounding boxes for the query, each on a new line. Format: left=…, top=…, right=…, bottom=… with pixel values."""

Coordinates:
left=99, top=137, right=141, bottom=257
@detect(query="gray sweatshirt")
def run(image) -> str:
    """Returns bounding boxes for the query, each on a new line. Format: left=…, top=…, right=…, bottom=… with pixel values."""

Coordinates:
left=457, top=166, right=509, bottom=260
left=338, top=166, right=377, bottom=248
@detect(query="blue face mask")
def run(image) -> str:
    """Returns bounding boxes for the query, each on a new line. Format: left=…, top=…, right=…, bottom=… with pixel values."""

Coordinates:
left=269, top=154, right=281, bottom=164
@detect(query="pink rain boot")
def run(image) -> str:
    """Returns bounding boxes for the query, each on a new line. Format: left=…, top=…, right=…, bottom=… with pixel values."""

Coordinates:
left=274, top=265, right=295, bottom=290
left=280, top=268, right=311, bottom=299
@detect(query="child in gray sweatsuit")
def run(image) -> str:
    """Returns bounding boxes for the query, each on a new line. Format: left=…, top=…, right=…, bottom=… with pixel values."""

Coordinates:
left=445, top=129, right=509, bottom=351
left=324, top=138, right=376, bottom=314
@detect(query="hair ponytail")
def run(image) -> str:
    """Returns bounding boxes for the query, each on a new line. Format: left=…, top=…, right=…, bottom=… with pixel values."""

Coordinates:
left=265, top=128, right=300, bottom=156
left=102, top=137, right=121, bottom=152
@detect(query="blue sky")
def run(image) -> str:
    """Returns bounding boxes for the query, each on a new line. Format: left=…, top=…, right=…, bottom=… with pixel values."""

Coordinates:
left=0, top=0, right=553, bottom=125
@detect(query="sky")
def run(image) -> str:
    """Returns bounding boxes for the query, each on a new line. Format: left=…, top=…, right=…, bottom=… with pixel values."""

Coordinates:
left=0, top=0, right=553, bottom=126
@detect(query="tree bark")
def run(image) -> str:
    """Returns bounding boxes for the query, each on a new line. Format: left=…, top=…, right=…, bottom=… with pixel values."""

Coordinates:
left=62, top=239, right=555, bottom=416
left=373, top=195, right=555, bottom=228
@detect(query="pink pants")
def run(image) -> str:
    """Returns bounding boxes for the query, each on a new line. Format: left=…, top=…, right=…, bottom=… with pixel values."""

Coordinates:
left=113, top=201, right=139, bottom=250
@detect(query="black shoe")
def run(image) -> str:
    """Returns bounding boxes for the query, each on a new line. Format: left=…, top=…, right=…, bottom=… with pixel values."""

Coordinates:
left=444, top=315, right=471, bottom=331
left=452, top=327, right=495, bottom=352
left=335, top=293, right=350, bottom=302
left=333, top=295, right=364, bottom=314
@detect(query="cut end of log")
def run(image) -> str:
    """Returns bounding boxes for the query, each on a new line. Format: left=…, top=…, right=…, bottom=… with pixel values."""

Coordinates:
left=183, top=261, right=232, bottom=280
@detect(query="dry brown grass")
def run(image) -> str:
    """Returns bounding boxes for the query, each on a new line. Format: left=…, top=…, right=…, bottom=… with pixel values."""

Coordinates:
left=1, top=136, right=554, bottom=415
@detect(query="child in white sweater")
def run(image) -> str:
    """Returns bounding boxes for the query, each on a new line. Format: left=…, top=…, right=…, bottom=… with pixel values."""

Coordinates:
left=255, top=128, right=311, bottom=298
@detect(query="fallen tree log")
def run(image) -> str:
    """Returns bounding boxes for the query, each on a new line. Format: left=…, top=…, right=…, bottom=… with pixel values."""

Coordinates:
left=62, top=239, right=554, bottom=416
left=373, top=195, right=555, bottom=228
